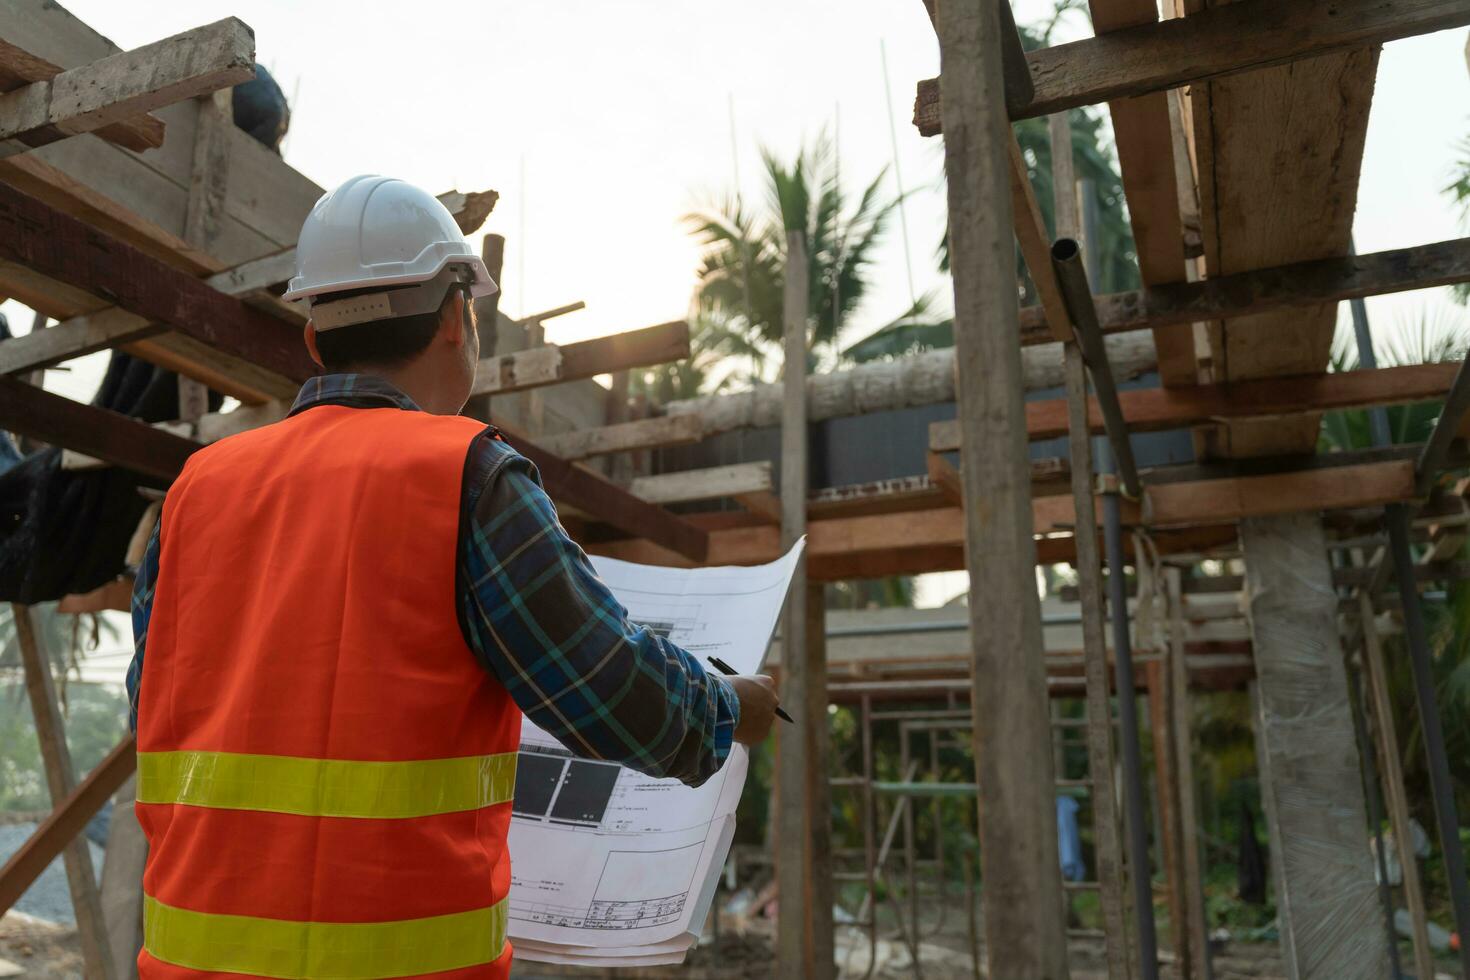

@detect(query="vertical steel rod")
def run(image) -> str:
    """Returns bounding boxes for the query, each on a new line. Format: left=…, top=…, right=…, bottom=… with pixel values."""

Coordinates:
left=1386, top=503, right=1470, bottom=978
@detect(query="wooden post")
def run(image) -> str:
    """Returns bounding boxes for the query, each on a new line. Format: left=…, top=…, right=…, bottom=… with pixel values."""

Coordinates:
left=14, top=604, right=117, bottom=980
left=1239, top=515, right=1389, bottom=978
left=468, top=233, right=506, bottom=424
left=1165, top=568, right=1211, bottom=980
left=775, top=229, right=831, bottom=979
left=1146, top=660, right=1188, bottom=977
left=1358, top=591, right=1436, bottom=980
left=935, top=0, right=1070, bottom=974
left=99, top=774, right=146, bottom=980
left=606, top=370, right=633, bottom=484
left=1055, top=107, right=1131, bottom=979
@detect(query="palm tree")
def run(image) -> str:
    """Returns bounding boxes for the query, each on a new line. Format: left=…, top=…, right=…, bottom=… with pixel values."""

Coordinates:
left=684, top=134, right=939, bottom=377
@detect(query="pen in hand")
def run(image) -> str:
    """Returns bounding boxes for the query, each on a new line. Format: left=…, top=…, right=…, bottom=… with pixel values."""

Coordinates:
left=708, top=656, right=794, bottom=723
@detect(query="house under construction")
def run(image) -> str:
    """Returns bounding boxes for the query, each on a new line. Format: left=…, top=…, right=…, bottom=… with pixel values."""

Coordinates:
left=2, top=0, right=1470, bottom=977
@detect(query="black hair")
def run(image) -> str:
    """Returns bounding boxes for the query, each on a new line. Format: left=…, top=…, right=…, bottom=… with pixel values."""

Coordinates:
left=311, top=283, right=468, bottom=372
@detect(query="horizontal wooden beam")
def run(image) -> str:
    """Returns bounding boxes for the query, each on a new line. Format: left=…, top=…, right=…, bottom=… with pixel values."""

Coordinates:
left=0, top=376, right=199, bottom=480
left=0, top=18, right=254, bottom=157
left=915, top=0, right=1469, bottom=134
left=629, top=461, right=773, bottom=504
left=496, top=419, right=708, bottom=562
left=589, top=459, right=1424, bottom=574
left=0, top=190, right=485, bottom=389
left=0, top=181, right=311, bottom=381
left=0, top=38, right=163, bottom=151
left=470, top=321, right=690, bottom=397
left=1016, top=238, right=1470, bottom=346
left=538, top=413, right=703, bottom=461
left=930, top=363, right=1461, bottom=451
left=1145, top=460, right=1417, bottom=527
left=0, top=735, right=135, bottom=915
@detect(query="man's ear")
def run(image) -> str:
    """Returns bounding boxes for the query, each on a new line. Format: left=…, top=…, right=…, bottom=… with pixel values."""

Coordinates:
left=439, top=294, right=467, bottom=349
left=303, top=321, right=325, bottom=369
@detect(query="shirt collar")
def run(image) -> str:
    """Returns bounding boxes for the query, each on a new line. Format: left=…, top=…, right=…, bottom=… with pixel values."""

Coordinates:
left=287, top=374, right=424, bottom=417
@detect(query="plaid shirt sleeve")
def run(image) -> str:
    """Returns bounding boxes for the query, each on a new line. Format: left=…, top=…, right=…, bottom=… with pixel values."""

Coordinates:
left=459, top=434, right=739, bottom=788
left=127, top=516, right=162, bottom=733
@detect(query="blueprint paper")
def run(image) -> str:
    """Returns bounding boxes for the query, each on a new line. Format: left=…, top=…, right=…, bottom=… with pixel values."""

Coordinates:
left=508, top=542, right=804, bottom=964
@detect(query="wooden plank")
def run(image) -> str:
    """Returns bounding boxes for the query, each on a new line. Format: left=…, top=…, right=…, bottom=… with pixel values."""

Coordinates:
left=0, top=735, right=137, bottom=916
left=14, top=604, right=115, bottom=978
left=628, top=462, right=774, bottom=504
left=0, top=375, right=199, bottom=479
left=0, top=36, right=163, bottom=151
left=495, top=419, right=708, bottom=563
left=1008, top=138, right=1073, bottom=343
left=1064, top=345, right=1133, bottom=977
left=1166, top=569, right=1210, bottom=980
left=0, top=18, right=253, bottom=157
left=1358, top=591, right=1437, bottom=980
left=537, top=413, right=703, bottom=461
left=1016, top=238, right=1470, bottom=346
left=934, top=0, right=1069, bottom=972
left=470, top=321, right=690, bottom=397
left=1240, top=515, right=1389, bottom=977
left=1146, top=459, right=1416, bottom=527
left=182, top=88, right=233, bottom=254
left=911, top=0, right=1470, bottom=134
left=776, top=230, right=832, bottom=979
left=1189, top=0, right=1378, bottom=458
left=1148, top=656, right=1190, bottom=978
left=0, top=180, right=312, bottom=382
left=929, top=363, right=1462, bottom=450
left=98, top=774, right=146, bottom=980
left=0, top=189, right=478, bottom=385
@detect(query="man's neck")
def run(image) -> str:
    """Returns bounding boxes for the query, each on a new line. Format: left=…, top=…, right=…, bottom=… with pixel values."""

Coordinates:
left=340, top=363, right=455, bottom=415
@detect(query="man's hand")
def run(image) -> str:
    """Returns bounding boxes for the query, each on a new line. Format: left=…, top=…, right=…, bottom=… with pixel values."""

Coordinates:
left=728, top=674, right=781, bottom=745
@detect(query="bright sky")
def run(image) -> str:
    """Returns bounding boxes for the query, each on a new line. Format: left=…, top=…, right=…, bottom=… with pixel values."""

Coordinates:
left=9, top=2, right=1470, bottom=618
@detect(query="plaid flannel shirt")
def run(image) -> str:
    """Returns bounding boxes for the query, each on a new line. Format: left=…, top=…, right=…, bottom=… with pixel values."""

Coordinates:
left=128, top=374, right=738, bottom=787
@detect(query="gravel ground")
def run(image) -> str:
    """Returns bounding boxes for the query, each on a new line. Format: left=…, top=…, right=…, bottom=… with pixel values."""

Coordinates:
left=0, top=824, right=104, bottom=926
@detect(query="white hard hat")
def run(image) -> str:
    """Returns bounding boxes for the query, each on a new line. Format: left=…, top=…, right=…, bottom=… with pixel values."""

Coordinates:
left=283, top=174, right=498, bottom=331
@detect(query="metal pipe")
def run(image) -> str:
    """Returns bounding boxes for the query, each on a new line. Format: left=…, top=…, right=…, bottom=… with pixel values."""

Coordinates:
left=1387, top=502, right=1470, bottom=978
left=1103, top=483, right=1159, bottom=979
left=996, top=0, right=1034, bottom=119
left=1051, top=238, right=1142, bottom=498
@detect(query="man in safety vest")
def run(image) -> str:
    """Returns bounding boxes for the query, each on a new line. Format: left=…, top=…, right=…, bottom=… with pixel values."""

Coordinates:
left=126, top=175, right=781, bottom=979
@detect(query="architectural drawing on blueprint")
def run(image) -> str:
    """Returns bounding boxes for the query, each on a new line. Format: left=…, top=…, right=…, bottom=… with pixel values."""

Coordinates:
left=506, top=543, right=804, bottom=966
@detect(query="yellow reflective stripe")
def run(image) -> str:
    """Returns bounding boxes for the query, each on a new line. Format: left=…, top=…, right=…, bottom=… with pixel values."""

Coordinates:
left=137, top=750, right=517, bottom=819
left=144, top=895, right=507, bottom=979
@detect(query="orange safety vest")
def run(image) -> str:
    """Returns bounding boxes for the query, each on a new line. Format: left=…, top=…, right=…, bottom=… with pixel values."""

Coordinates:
left=134, top=404, right=520, bottom=979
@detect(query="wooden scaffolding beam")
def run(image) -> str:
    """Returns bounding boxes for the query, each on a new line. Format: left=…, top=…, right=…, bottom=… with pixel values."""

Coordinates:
left=912, top=0, right=1470, bottom=132
left=0, top=18, right=254, bottom=158
left=934, top=0, right=1070, bottom=972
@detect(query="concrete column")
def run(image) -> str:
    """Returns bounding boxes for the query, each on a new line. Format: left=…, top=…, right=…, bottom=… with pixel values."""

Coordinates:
left=1240, top=513, right=1389, bottom=979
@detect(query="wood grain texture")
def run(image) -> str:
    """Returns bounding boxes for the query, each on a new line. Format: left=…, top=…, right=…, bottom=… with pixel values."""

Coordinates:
left=1146, top=459, right=1414, bottom=526
left=912, top=0, right=1469, bottom=133
left=1190, top=9, right=1379, bottom=458
left=929, top=362, right=1461, bottom=449
left=0, top=36, right=164, bottom=150
left=0, top=375, right=200, bottom=480
left=1016, top=238, right=1470, bottom=345
left=0, top=18, right=253, bottom=156
left=934, top=0, right=1071, bottom=969
left=0, top=181, right=311, bottom=382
